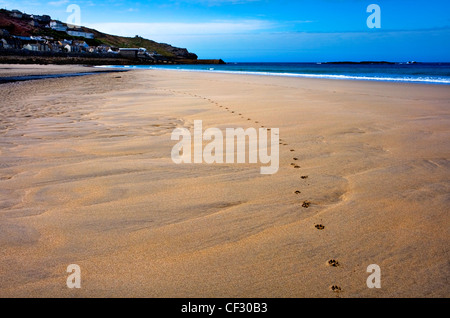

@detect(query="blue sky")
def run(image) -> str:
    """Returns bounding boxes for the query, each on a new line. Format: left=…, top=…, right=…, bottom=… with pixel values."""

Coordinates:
left=2, top=0, right=450, bottom=62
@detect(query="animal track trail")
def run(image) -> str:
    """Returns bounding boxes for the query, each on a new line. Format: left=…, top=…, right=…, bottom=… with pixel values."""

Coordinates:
left=282, top=136, right=341, bottom=295
left=176, top=89, right=344, bottom=294
left=164, top=90, right=270, bottom=131
left=192, top=93, right=267, bottom=131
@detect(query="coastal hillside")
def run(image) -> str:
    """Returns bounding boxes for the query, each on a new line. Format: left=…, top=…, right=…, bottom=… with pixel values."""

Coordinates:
left=87, top=31, right=197, bottom=59
left=0, top=8, right=224, bottom=64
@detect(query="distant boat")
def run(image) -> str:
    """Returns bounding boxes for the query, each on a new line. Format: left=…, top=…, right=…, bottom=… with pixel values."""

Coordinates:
left=406, top=61, right=417, bottom=65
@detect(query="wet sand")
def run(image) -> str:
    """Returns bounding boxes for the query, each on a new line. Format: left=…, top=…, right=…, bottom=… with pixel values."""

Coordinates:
left=0, top=66, right=449, bottom=297
left=0, top=64, right=116, bottom=78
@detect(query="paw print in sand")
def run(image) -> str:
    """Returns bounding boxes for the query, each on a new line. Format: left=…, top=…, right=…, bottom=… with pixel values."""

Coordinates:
left=328, top=259, right=340, bottom=267
left=330, top=285, right=342, bottom=292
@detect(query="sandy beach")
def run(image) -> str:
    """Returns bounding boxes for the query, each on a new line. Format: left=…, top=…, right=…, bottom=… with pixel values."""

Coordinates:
left=0, top=65, right=448, bottom=298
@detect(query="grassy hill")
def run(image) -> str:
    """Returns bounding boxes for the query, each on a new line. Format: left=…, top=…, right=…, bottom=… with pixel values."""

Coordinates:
left=80, top=27, right=197, bottom=59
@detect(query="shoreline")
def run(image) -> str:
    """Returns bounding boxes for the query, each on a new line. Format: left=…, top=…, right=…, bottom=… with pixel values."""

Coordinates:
left=0, top=66, right=449, bottom=297
left=1, top=62, right=448, bottom=86
left=95, top=64, right=450, bottom=86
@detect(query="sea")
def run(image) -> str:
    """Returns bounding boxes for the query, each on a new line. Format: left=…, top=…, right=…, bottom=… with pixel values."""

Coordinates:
left=98, top=62, right=450, bottom=85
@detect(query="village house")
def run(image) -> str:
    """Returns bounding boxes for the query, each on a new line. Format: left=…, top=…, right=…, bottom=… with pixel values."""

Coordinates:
left=72, top=41, right=90, bottom=52
left=59, top=39, right=88, bottom=53
left=0, top=35, right=21, bottom=50
left=22, top=38, right=51, bottom=52
left=66, top=30, right=94, bottom=39
left=95, top=44, right=111, bottom=53
left=23, top=43, right=40, bottom=51
left=49, top=21, right=68, bottom=32
left=63, top=44, right=73, bottom=53
left=49, top=23, right=95, bottom=39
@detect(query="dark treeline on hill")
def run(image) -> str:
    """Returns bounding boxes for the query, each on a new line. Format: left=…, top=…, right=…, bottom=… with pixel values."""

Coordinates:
left=0, top=8, right=225, bottom=65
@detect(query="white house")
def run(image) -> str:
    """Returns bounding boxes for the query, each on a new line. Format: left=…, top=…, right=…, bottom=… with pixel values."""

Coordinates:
left=50, top=21, right=68, bottom=32
left=64, top=44, right=72, bottom=52
left=23, top=44, right=40, bottom=51
left=66, top=30, right=94, bottom=39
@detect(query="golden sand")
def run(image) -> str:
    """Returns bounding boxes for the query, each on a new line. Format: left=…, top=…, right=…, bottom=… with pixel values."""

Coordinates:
left=0, top=66, right=449, bottom=297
